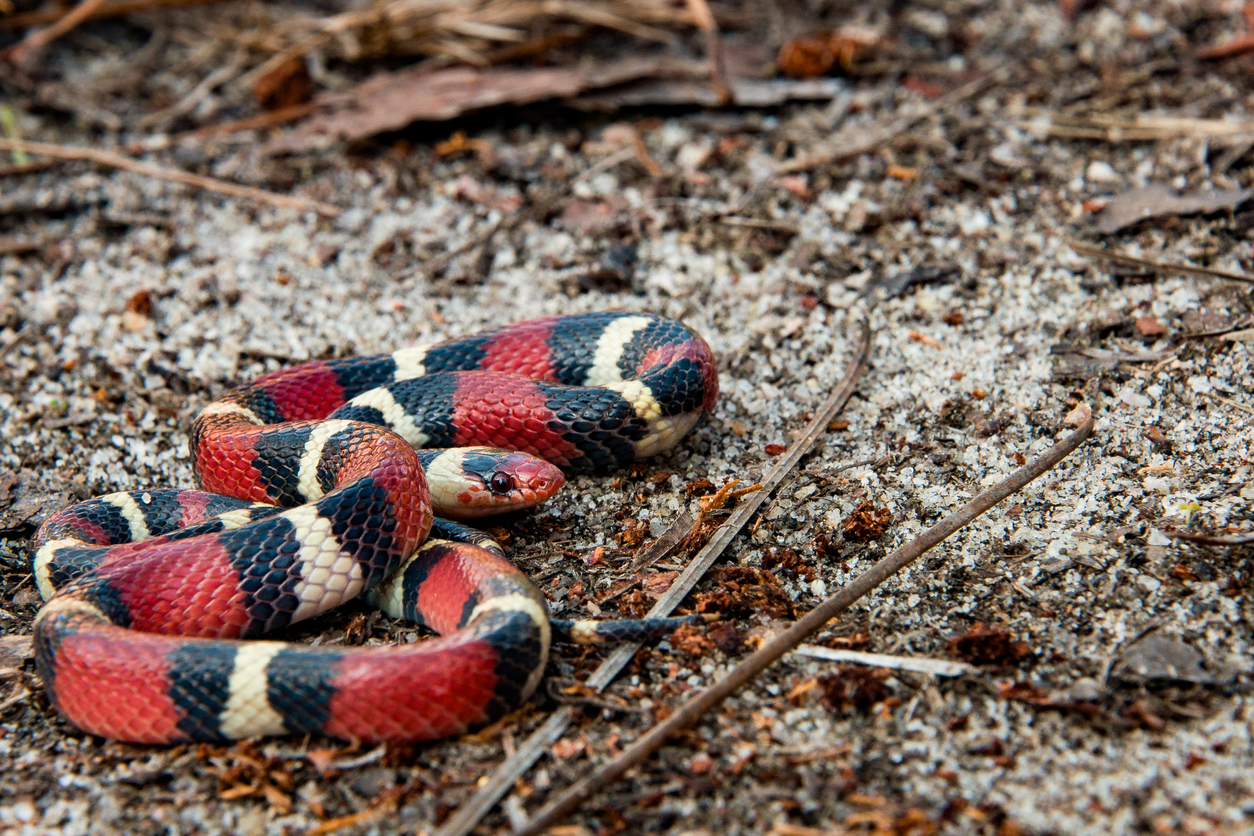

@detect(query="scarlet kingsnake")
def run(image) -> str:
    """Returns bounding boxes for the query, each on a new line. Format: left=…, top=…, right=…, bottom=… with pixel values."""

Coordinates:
left=31, top=313, right=718, bottom=743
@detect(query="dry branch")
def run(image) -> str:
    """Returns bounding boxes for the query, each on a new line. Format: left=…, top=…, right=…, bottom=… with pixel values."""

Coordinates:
left=684, top=0, right=730, bottom=105
left=513, top=415, right=1097, bottom=836
left=0, top=138, right=339, bottom=217
left=1068, top=240, right=1254, bottom=285
left=0, top=0, right=222, bottom=31
left=434, top=320, right=873, bottom=836
left=1, top=0, right=111, bottom=63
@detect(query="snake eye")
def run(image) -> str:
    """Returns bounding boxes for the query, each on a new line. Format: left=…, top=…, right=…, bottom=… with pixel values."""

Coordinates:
left=488, top=472, right=515, bottom=495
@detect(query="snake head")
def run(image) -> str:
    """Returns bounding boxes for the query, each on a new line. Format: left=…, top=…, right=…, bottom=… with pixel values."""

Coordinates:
left=426, top=447, right=565, bottom=519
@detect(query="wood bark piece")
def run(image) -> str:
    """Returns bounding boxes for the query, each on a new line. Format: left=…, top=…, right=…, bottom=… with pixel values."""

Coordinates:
left=434, top=321, right=873, bottom=836
left=1094, top=184, right=1252, bottom=233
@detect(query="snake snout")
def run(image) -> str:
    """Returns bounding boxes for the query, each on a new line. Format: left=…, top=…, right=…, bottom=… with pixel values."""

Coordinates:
left=510, top=457, right=565, bottom=502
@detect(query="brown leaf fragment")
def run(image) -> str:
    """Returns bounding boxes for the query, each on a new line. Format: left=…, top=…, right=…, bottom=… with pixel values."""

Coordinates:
left=708, top=622, right=745, bottom=655
left=1135, top=316, right=1169, bottom=337
left=819, top=665, right=891, bottom=713
left=777, top=35, right=837, bottom=79
left=295, top=57, right=673, bottom=142
left=842, top=501, right=892, bottom=542
left=998, top=680, right=1100, bottom=715
left=670, top=622, right=715, bottom=657
left=252, top=57, right=312, bottom=112
left=947, top=622, right=1032, bottom=666
left=777, top=29, right=879, bottom=78
left=124, top=288, right=151, bottom=316
left=1095, top=184, right=1252, bottom=233
left=684, top=477, right=715, bottom=496
left=616, top=518, right=647, bottom=548
left=1169, top=563, right=1198, bottom=581
left=694, top=567, right=795, bottom=619
left=760, top=547, right=816, bottom=581
left=641, top=571, right=679, bottom=598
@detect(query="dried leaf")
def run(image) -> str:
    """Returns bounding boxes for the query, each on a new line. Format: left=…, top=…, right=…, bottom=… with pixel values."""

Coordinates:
left=293, top=56, right=699, bottom=143
left=252, top=57, right=313, bottom=112
left=777, top=34, right=836, bottom=79
left=947, top=623, right=1032, bottom=666
left=286, top=46, right=844, bottom=145
left=1134, top=316, right=1168, bottom=337
left=1111, top=634, right=1217, bottom=685
left=1095, top=184, right=1252, bottom=233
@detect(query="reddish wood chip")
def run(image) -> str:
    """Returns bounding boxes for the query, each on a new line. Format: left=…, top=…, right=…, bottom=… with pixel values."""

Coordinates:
left=777, top=35, right=837, bottom=79
left=1135, top=316, right=1169, bottom=336
left=842, top=501, right=892, bottom=542
left=947, top=622, right=1032, bottom=666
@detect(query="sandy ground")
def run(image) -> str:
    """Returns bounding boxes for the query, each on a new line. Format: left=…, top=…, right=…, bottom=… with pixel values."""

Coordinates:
left=1, top=1, right=1253, bottom=834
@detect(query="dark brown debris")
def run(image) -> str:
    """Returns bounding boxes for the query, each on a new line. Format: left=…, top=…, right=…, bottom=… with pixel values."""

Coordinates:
left=946, top=623, right=1033, bottom=666
left=819, top=665, right=892, bottom=713
left=842, top=501, right=892, bottom=543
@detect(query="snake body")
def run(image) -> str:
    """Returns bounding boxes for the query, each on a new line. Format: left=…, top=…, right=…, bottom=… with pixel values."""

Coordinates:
left=32, top=312, right=718, bottom=743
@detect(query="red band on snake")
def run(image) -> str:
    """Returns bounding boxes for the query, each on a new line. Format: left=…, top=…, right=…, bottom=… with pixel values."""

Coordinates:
left=32, top=312, right=718, bottom=743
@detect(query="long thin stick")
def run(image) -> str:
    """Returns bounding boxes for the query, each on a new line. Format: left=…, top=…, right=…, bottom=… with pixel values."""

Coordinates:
left=0, top=0, right=223, bottom=31
left=684, top=0, right=731, bottom=105
left=1, top=0, right=110, bottom=63
left=0, top=138, right=340, bottom=217
left=513, top=415, right=1097, bottom=836
left=1068, top=240, right=1254, bottom=285
left=435, top=321, right=873, bottom=836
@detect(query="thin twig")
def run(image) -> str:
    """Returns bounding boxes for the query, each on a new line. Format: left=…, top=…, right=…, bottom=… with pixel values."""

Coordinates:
left=512, top=415, right=1097, bottom=836
left=434, top=320, right=873, bottom=836
left=121, top=103, right=319, bottom=155
left=1167, top=530, right=1254, bottom=546
left=0, top=160, right=59, bottom=177
left=1068, top=240, right=1254, bottom=285
left=0, top=138, right=340, bottom=217
left=0, top=0, right=222, bottom=30
left=1, top=0, right=110, bottom=64
left=776, top=64, right=1003, bottom=173
left=1197, top=389, right=1254, bottom=416
left=684, top=0, right=731, bottom=105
